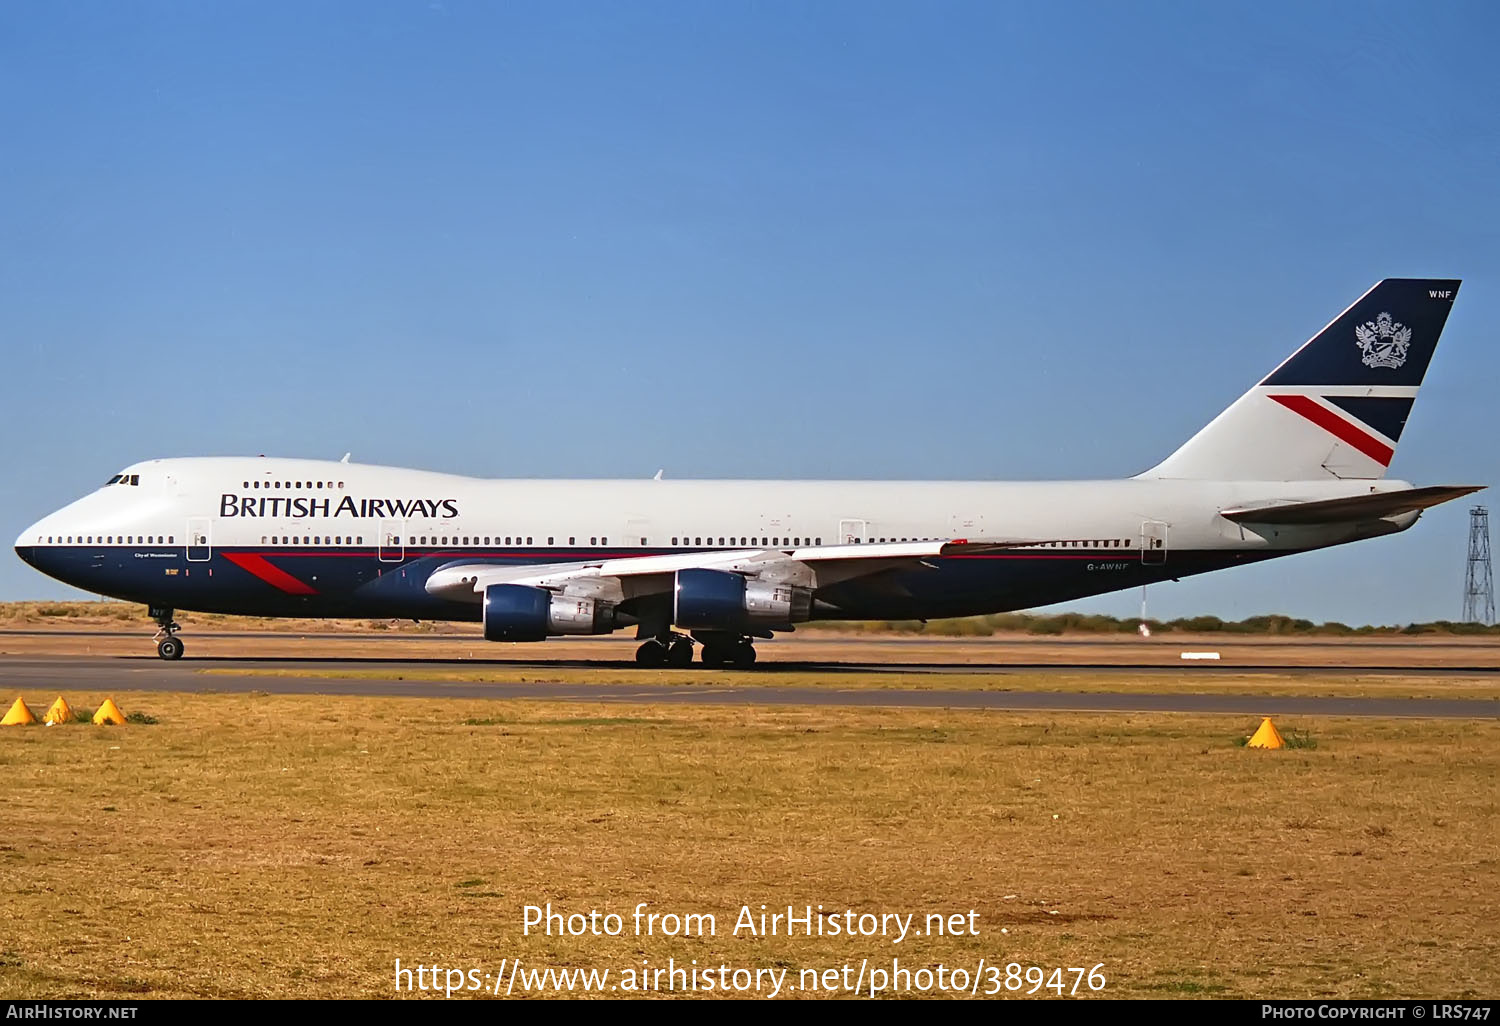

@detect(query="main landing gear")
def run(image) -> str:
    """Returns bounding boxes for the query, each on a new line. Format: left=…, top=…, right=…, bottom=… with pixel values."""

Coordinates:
left=150, top=606, right=184, bottom=661
left=633, top=621, right=760, bottom=669
left=634, top=633, right=757, bottom=668
left=699, top=638, right=756, bottom=669
left=635, top=633, right=695, bottom=667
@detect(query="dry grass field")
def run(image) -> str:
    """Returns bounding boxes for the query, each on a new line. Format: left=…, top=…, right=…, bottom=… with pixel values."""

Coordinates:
left=1, top=691, right=1497, bottom=999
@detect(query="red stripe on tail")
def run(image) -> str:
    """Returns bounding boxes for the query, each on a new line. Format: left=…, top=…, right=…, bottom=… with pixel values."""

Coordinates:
left=1268, top=394, right=1394, bottom=467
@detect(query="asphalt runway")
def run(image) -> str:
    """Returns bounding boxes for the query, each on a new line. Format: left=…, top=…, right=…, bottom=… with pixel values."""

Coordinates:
left=13, top=629, right=1500, bottom=651
left=3, top=655, right=1498, bottom=718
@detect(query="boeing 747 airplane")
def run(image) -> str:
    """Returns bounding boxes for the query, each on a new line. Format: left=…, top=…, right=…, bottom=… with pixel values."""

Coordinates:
left=14, top=278, right=1481, bottom=666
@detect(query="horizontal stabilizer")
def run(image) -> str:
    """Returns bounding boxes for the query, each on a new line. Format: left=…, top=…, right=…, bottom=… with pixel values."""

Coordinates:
left=1220, top=485, right=1483, bottom=525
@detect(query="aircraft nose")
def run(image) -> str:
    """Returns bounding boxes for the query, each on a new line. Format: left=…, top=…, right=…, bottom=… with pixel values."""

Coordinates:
left=14, top=523, right=41, bottom=568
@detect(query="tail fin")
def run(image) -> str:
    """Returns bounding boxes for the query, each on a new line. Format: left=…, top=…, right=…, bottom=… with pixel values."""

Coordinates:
left=1140, top=278, right=1461, bottom=481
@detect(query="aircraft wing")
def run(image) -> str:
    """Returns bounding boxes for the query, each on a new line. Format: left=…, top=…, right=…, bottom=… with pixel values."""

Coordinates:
left=423, top=538, right=1031, bottom=604
left=1220, top=485, right=1484, bottom=525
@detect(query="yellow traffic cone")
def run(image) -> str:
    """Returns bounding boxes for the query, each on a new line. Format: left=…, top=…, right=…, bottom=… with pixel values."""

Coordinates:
left=2, top=697, right=36, bottom=726
left=44, top=697, right=76, bottom=724
left=93, top=698, right=127, bottom=726
left=1247, top=717, right=1285, bottom=749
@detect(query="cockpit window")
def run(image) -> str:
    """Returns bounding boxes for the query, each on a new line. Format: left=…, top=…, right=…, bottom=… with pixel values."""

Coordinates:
left=104, top=473, right=141, bottom=487
left=105, top=474, right=123, bottom=485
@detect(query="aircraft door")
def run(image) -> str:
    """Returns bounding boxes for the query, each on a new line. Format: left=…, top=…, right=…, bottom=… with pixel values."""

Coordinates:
left=379, top=521, right=405, bottom=562
left=1141, top=521, right=1168, bottom=565
left=837, top=519, right=868, bottom=544
left=186, top=517, right=211, bottom=562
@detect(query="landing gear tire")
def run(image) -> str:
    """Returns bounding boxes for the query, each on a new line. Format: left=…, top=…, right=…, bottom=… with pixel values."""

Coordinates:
left=700, top=640, right=756, bottom=668
left=730, top=641, right=756, bottom=668
left=635, top=640, right=668, bottom=667
left=667, top=639, right=694, bottom=667
left=157, top=636, right=185, bottom=661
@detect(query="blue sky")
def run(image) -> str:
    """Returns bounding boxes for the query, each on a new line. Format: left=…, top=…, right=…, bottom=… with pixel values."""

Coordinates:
left=2, top=1, right=1496, bottom=623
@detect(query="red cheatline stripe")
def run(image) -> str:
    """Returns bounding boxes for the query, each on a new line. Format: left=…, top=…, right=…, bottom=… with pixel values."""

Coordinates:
left=222, top=552, right=319, bottom=595
left=1268, top=394, right=1394, bottom=467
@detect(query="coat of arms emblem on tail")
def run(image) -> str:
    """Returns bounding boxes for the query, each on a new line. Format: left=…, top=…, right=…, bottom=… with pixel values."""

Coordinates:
left=1354, top=311, right=1412, bottom=369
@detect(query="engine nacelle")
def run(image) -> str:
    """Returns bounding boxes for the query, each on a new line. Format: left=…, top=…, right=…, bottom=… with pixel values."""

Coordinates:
left=483, top=584, right=615, bottom=642
left=672, top=568, right=812, bottom=632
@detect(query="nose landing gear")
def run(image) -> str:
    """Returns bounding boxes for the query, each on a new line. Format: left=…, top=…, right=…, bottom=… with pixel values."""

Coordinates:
left=150, top=606, right=184, bottom=660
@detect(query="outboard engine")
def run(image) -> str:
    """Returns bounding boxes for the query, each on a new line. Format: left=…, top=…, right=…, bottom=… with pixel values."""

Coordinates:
left=672, top=568, right=812, bottom=632
left=483, top=584, right=615, bottom=642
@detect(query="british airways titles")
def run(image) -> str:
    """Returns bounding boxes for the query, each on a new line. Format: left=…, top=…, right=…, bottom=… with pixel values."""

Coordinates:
left=219, top=494, right=460, bottom=519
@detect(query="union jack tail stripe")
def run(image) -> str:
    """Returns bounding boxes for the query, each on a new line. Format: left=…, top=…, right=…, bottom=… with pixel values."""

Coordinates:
left=1267, top=394, right=1394, bottom=467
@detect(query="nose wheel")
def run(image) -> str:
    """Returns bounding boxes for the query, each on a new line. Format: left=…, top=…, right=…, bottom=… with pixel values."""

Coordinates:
left=150, top=606, right=185, bottom=660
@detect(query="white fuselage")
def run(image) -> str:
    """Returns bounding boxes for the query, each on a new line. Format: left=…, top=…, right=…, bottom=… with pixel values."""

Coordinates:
left=15, top=456, right=1418, bottom=625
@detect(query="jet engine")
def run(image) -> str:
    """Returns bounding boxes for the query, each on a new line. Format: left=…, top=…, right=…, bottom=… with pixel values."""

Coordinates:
left=483, top=583, right=615, bottom=642
left=672, top=568, right=812, bottom=632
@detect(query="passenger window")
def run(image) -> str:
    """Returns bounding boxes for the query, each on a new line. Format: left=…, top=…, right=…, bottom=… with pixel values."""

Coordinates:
left=548, top=537, right=554, bottom=545
left=602, top=536, right=608, bottom=545
left=526, top=537, right=533, bottom=545
left=591, top=537, right=597, bottom=545
left=672, top=537, right=678, bottom=545
left=815, top=537, right=821, bottom=545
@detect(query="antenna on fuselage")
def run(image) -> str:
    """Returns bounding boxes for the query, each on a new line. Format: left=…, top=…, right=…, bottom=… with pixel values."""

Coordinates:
left=340, top=453, right=351, bottom=464
left=653, top=468, right=664, bottom=481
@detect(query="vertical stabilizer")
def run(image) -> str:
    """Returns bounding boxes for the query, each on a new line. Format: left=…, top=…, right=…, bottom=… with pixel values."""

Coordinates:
left=1140, top=279, right=1460, bottom=481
